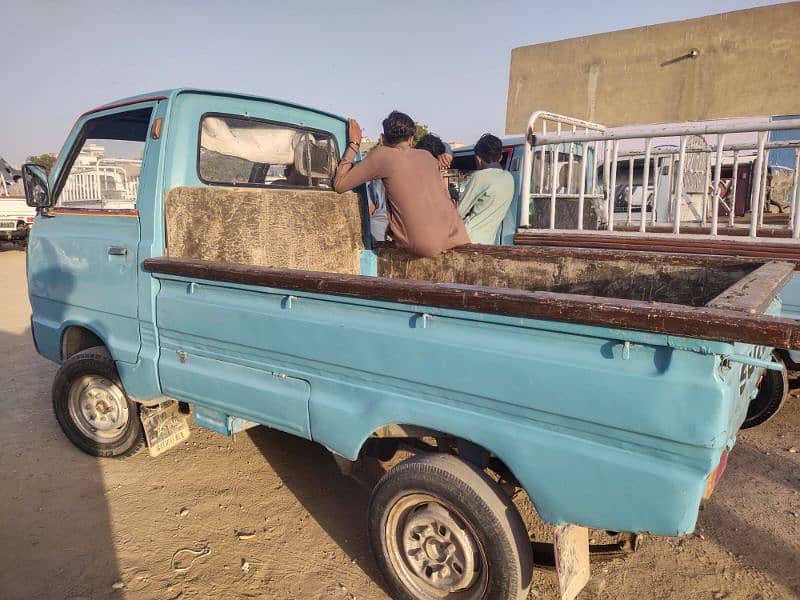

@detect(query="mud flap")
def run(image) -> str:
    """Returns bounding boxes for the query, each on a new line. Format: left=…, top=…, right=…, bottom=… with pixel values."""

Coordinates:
left=141, top=401, right=190, bottom=457
left=554, top=524, right=590, bottom=600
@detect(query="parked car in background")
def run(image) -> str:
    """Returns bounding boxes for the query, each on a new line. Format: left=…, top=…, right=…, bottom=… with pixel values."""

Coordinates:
left=1, top=173, right=35, bottom=247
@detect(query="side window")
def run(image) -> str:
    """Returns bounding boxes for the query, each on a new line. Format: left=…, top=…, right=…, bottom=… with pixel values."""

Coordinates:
left=198, top=114, right=338, bottom=189
left=56, top=107, right=152, bottom=210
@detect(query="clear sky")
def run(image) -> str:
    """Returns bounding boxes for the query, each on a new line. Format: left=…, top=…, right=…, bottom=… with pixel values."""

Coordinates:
left=2, top=0, right=781, bottom=166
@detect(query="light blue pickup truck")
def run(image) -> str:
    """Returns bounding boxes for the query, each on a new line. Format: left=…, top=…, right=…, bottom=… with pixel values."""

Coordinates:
left=23, top=90, right=800, bottom=600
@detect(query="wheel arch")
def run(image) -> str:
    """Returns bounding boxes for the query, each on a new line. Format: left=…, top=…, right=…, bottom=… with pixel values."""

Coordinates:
left=61, top=324, right=107, bottom=361
left=359, top=423, right=526, bottom=497
left=326, top=409, right=707, bottom=536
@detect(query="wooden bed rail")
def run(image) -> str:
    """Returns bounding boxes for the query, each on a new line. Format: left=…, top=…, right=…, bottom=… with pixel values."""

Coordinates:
left=514, top=231, right=800, bottom=267
left=144, top=256, right=800, bottom=351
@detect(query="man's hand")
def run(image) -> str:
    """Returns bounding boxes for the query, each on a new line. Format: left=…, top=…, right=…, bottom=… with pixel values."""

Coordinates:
left=348, top=118, right=363, bottom=147
left=438, top=152, right=453, bottom=170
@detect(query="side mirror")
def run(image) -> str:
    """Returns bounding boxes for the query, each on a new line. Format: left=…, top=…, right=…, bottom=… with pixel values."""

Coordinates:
left=22, top=163, right=51, bottom=209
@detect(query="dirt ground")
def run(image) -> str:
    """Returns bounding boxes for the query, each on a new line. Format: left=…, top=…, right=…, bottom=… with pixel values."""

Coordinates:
left=0, top=246, right=798, bottom=600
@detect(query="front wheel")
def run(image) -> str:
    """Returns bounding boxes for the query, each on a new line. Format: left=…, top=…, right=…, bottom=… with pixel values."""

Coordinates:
left=52, top=346, right=144, bottom=458
left=741, top=352, right=788, bottom=429
left=368, top=453, right=533, bottom=600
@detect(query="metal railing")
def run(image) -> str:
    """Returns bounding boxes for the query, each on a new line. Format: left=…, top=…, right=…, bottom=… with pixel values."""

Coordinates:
left=521, top=111, right=606, bottom=229
left=522, top=112, right=800, bottom=239
left=60, top=162, right=139, bottom=208
left=0, top=174, right=23, bottom=197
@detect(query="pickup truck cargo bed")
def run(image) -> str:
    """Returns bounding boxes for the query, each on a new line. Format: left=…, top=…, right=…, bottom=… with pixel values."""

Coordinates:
left=144, top=249, right=799, bottom=350
left=155, top=186, right=800, bottom=349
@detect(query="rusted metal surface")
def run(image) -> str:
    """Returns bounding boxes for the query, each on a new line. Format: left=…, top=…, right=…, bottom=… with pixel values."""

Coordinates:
left=514, top=231, right=800, bottom=267
left=143, top=256, right=800, bottom=350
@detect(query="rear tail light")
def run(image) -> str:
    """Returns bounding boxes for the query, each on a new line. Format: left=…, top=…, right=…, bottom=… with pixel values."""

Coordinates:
left=703, top=450, right=729, bottom=500
left=24, top=217, right=34, bottom=224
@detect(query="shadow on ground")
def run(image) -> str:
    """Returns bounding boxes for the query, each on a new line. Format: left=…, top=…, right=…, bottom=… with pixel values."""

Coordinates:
left=0, top=326, right=123, bottom=599
left=0, top=250, right=121, bottom=599
left=247, top=426, right=390, bottom=594
left=703, top=431, right=800, bottom=596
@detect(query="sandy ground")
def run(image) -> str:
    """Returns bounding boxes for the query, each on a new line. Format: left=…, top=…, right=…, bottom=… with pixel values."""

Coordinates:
left=0, top=245, right=798, bottom=600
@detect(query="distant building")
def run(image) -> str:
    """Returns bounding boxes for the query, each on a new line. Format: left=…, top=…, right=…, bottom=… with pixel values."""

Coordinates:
left=506, top=3, right=800, bottom=132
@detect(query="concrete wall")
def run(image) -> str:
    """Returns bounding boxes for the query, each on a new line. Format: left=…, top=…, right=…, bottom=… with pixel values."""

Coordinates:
left=506, top=3, right=800, bottom=133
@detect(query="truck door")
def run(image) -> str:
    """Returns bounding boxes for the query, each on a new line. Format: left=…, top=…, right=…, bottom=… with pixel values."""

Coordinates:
left=29, top=104, right=157, bottom=364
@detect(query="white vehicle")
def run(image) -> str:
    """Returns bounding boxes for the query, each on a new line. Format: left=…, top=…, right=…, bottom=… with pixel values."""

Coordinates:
left=0, top=174, right=36, bottom=246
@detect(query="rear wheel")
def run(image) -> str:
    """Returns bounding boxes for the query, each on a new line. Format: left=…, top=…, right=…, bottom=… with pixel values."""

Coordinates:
left=368, top=453, right=533, bottom=600
left=52, top=346, right=144, bottom=457
left=741, top=352, right=788, bottom=429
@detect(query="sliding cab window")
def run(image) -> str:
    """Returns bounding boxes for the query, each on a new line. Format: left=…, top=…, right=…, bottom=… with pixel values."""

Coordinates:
left=198, top=114, right=338, bottom=189
left=56, top=107, right=152, bottom=210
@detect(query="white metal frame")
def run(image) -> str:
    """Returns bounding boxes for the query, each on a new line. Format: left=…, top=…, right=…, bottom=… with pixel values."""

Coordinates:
left=522, top=112, right=800, bottom=239
left=521, top=111, right=606, bottom=229
left=59, top=161, right=140, bottom=209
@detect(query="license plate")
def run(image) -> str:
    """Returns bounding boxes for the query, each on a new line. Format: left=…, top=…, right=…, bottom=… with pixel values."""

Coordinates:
left=0, top=220, right=15, bottom=229
left=141, top=402, right=190, bottom=457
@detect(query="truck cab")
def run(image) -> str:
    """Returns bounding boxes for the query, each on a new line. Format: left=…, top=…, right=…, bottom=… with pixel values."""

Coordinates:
left=26, top=90, right=345, bottom=397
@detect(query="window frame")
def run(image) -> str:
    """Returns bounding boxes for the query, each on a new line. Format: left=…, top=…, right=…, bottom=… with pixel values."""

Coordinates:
left=196, top=111, right=340, bottom=191
left=51, top=106, right=154, bottom=214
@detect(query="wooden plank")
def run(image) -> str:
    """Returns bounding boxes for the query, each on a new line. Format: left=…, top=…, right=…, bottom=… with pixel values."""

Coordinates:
left=609, top=223, right=793, bottom=238
left=708, top=261, right=796, bottom=314
left=514, top=232, right=800, bottom=267
left=143, top=257, right=800, bottom=350
left=554, top=525, right=590, bottom=600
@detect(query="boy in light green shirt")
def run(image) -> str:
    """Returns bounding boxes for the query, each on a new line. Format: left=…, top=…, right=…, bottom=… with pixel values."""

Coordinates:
left=457, top=134, right=515, bottom=245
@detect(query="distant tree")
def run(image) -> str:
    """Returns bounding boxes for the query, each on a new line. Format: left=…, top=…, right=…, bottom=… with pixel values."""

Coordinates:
left=413, top=123, right=430, bottom=146
left=25, top=153, right=57, bottom=173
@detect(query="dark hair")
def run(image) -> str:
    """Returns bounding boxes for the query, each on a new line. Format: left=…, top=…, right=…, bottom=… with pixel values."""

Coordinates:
left=474, top=133, right=503, bottom=164
left=382, top=110, right=416, bottom=145
left=415, top=134, right=447, bottom=158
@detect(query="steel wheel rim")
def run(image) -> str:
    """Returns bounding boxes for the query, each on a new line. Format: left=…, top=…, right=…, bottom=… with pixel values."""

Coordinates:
left=385, top=493, right=489, bottom=599
left=67, top=375, right=130, bottom=443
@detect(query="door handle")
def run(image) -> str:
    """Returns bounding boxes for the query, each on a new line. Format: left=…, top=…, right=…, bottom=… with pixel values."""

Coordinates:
left=108, top=246, right=128, bottom=256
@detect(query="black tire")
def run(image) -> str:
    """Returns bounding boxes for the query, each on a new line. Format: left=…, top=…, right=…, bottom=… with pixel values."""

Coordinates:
left=368, top=453, right=533, bottom=600
left=52, top=346, right=144, bottom=458
left=741, top=353, right=788, bottom=429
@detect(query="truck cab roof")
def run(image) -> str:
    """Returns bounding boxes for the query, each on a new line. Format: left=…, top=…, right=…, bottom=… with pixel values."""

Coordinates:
left=82, top=88, right=347, bottom=124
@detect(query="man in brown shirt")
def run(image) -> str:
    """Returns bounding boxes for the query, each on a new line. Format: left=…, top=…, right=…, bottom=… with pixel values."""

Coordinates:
left=333, top=111, right=469, bottom=257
